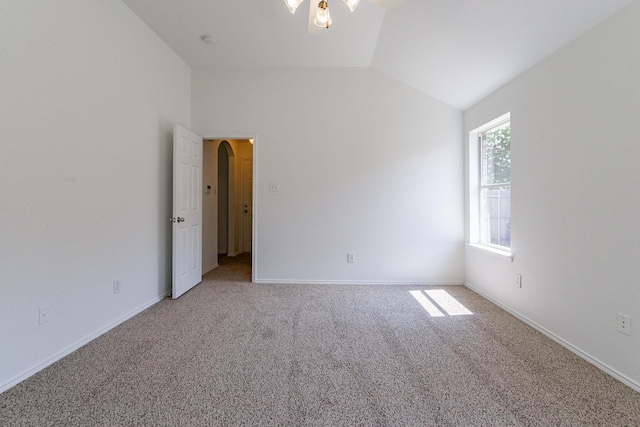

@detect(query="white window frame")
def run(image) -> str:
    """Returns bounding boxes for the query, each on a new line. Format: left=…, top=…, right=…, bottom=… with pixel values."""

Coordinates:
left=469, top=112, right=511, bottom=257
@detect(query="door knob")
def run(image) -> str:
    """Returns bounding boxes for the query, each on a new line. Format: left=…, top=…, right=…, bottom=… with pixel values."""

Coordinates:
left=177, top=217, right=185, bottom=223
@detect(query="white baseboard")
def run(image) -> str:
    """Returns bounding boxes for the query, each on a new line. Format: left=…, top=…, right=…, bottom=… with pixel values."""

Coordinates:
left=203, top=263, right=219, bottom=275
left=464, top=282, right=640, bottom=393
left=254, top=279, right=465, bottom=286
left=0, top=292, right=169, bottom=394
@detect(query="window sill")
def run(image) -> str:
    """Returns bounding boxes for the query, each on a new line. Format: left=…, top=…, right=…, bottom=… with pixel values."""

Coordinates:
left=466, top=243, right=513, bottom=261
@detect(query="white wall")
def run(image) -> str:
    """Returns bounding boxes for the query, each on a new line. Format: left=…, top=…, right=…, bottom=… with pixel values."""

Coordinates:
left=202, top=140, right=218, bottom=273
left=217, top=142, right=230, bottom=254
left=192, top=68, right=464, bottom=284
left=464, top=1, right=640, bottom=389
left=0, top=1, right=191, bottom=392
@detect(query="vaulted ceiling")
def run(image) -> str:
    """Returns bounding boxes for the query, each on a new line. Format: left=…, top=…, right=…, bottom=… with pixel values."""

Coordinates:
left=122, top=0, right=633, bottom=110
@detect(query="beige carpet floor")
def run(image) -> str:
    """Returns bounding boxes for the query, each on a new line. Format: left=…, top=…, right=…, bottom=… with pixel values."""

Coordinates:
left=1, top=254, right=639, bottom=426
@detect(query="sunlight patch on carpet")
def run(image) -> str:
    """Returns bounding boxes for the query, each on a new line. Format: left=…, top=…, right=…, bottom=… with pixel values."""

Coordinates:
left=410, top=289, right=473, bottom=317
left=409, top=290, right=445, bottom=317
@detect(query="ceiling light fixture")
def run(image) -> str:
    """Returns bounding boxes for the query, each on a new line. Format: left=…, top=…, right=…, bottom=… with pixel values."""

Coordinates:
left=314, top=1, right=332, bottom=28
left=284, top=0, right=360, bottom=29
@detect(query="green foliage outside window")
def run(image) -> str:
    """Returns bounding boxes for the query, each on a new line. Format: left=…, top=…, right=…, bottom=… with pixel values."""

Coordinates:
left=483, top=124, right=510, bottom=185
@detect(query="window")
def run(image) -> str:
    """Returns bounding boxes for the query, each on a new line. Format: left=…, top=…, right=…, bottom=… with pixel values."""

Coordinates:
left=470, top=113, right=511, bottom=251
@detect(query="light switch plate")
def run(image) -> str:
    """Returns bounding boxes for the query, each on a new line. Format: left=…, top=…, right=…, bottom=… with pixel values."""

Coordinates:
left=39, top=305, right=50, bottom=325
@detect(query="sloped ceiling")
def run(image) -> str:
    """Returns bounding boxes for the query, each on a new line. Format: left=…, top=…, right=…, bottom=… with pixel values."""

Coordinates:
left=122, top=0, right=633, bottom=110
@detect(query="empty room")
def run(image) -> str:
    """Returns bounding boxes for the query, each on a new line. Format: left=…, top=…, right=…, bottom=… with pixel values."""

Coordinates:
left=1, top=0, right=639, bottom=425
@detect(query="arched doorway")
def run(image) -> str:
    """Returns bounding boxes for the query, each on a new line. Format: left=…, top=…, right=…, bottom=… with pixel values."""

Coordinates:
left=218, top=140, right=235, bottom=256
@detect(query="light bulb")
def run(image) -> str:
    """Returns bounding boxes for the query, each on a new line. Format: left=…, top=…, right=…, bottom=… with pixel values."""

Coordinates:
left=314, top=1, right=332, bottom=28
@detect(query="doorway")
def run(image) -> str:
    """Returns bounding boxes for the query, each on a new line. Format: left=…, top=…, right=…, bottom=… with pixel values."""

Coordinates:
left=202, top=138, right=255, bottom=281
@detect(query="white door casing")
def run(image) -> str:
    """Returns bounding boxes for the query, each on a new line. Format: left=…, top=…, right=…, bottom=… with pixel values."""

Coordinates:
left=172, top=125, right=203, bottom=299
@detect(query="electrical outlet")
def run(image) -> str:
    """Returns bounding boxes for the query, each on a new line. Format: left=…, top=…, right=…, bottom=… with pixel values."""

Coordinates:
left=347, top=253, right=355, bottom=263
left=617, top=313, right=631, bottom=335
left=39, top=305, right=49, bottom=325
left=515, top=273, right=522, bottom=288
left=113, top=279, right=121, bottom=294
left=269, top=182, right=279, bottom=192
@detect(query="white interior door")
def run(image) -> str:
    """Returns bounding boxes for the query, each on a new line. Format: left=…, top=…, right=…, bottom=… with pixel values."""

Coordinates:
left=172, top=124, right=203, bottom=299
left=242, top=158, right=253, bottom=253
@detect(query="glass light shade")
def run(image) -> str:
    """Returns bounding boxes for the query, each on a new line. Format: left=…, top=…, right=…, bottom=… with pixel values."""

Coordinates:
left=314, top=1, right=332, bottom=28
left=342, top=0, right=360, bottom=12
left=285, top=0, right=304, bottom=14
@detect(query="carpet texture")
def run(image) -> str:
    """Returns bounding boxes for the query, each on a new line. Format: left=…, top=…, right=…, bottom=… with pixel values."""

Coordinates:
left=1, top=254, right=639, bottom=426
